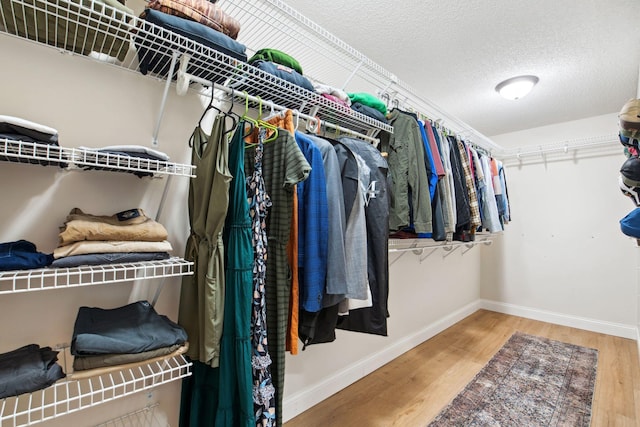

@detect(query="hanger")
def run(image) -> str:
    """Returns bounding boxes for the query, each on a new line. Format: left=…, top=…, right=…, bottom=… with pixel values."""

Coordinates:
left=244, top=95, right=279, bottom=147
left=293, top=109, right=300, bottom=131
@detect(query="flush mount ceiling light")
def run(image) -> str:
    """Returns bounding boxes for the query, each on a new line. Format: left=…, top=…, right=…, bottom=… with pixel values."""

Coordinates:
left=495, top=75, right=539, bottom=100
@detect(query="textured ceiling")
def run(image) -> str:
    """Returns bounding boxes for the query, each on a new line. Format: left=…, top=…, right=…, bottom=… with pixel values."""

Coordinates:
left=283, top=0, right=640, bottom=138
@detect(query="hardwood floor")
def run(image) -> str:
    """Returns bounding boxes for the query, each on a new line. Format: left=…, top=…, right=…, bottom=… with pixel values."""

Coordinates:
left=284, top=310, right=640, bottom=427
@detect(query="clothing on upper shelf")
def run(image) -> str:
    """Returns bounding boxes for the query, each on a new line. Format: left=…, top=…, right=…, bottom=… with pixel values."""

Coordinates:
left=0, top=240, right=53, bottom=271
left=147, top=0, right=241, bottom=40
left=0, top=115, right=58, bottom=144
left=321, top=93, right=351, bottom=110
left=350, top=101, right=388, bottom=124
left=313, top=83, right=351, bottom=105
left=347, top=92, right=387, bottom=115
left=0, top=115, right=67, bottom=167
left=245, top=60, right=315, bottom=93
left=76, top=145, right=171, bottom=178
left=0, top=0, right=131, bottom=62
left=71, top=300, right=187, bottom=356
left=0, top=344, right=65, bottom=399
left=135, top=8, right=247, bottom=84
left=249, top=48, right=303, bottom=75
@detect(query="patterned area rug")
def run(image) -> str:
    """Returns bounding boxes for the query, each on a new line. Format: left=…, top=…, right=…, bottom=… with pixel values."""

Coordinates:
left=428, top=332, right=598, bottom=426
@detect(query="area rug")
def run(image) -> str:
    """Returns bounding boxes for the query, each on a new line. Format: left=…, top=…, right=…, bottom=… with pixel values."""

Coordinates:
left=428, top=332, right=598, bottom=426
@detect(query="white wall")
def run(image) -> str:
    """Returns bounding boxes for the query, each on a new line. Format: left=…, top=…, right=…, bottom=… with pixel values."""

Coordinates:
left=481, top=113, right=638, bottom=338
left=0, top=35, right=204, bottom=425
left=283, top=246, right=484, bottom=421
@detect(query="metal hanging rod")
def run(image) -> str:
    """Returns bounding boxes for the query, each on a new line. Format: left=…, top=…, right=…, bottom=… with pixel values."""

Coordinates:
left=177, top=56, right=380, bottom=145
left=500, top=134, right=620, bottom=160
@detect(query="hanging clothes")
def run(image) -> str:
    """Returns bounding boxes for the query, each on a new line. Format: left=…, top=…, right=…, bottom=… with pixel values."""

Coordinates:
left=244, top=131, right=310, bottom=427
left=335, top=137, right=390, bottom=337
left=457, top=139, right=481, bottom=235
left=478, top=154, right=502, bottom=232
left=179, top=114, right=232, bottom=427
left=215, top=123, right=254, bottom=427
left=178, top=113, right=231, bottom=367
left=247, top=128, right=276, bottom=426
left=297, top=133, right=350, bottom=346
left=379, top=109, right=432, bottom=233
left=430, top=124, right=455, bottom=237
left=447, top=135, right=471, bottom=239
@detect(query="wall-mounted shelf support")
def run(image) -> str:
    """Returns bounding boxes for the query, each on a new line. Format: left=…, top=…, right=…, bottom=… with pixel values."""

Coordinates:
left=341, top=59, right=364, bottom=90
left=152, top=51, right=180, bottom=147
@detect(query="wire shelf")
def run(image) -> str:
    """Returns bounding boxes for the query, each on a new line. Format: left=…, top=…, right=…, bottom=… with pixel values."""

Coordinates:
left=94, top=403, right=169, bottom=427
left=0, top=354, right=191, bottom=427
left=388, top=233, right=498, bottom=253
left=0, top=257, right=193, bottom=294
left=0, top=139, right=196, bottom=177
left=0, top=0, right=392, bottom=136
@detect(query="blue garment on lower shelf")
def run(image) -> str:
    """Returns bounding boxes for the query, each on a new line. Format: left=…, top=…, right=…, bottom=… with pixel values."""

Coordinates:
left=71, top=300, right=187, bottom=355
left=0, top=344, right=65, bottom=399
left=0, top=240, right=53, bottom=271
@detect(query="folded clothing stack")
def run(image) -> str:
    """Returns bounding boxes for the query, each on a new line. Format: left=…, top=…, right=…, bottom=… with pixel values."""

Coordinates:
left=52, top=207, right=172, bottom=268
left=135, top=0, right=246, bottom=83
left=0, top=115, right=67, bottom=167
left=0, top=240, right=53, bottom=271
left=0, top=0, right=132, bottom=63
left=314, top=83, right=351, bottom=109
left=76, top=145, right=170, bottom=178
left=230, top=48, right=314, bottom=96
left=348, top=92, right=389, bottom=124
left=0, top=344, right=65, bottom=398
left=71, top=300, right=187, bottom=371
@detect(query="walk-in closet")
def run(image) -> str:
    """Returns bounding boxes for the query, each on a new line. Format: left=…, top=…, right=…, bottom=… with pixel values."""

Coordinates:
left=0, top=0, right=639, bottom=426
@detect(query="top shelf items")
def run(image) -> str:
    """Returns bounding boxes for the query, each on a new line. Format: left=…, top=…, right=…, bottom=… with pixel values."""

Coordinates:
left=0, top=0, right=393, bottom=137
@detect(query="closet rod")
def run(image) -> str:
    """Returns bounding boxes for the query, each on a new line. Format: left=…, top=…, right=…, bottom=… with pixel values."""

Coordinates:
left=500, top=134, right=619, bottom=160
left=177, top=63, right=380, bottom=145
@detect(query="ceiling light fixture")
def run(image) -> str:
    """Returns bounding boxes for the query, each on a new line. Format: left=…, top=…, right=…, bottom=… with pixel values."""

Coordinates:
left=495, top=75, right=539, bottom=100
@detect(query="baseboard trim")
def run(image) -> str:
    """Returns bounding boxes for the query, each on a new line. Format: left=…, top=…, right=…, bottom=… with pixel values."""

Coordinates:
left=282, top=299, right=482, bottom=422
left=637, top=327, right=640, bottom=364
left=480, top=299, right=638, bottom=340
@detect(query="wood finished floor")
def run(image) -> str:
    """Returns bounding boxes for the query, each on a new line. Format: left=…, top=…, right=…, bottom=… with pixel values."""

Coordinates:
left=284, top=310, right=640, bottom=427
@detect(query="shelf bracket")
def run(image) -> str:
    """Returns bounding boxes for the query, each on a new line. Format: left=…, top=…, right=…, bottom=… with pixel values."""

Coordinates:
left=151, top=50, right=180, bottom=147
left=442, top=245, right=460, bottom=258
left=388, top=251, right=407, bottom=267
left=419, top=247, right=438, bottom=263
left=341, top=59, right=364, bottom=90
left=461, top=243, right=475, bottom=255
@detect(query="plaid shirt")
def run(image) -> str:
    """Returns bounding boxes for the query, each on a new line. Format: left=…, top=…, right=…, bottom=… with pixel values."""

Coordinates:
left=457, top=139, right=481, bottom=230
